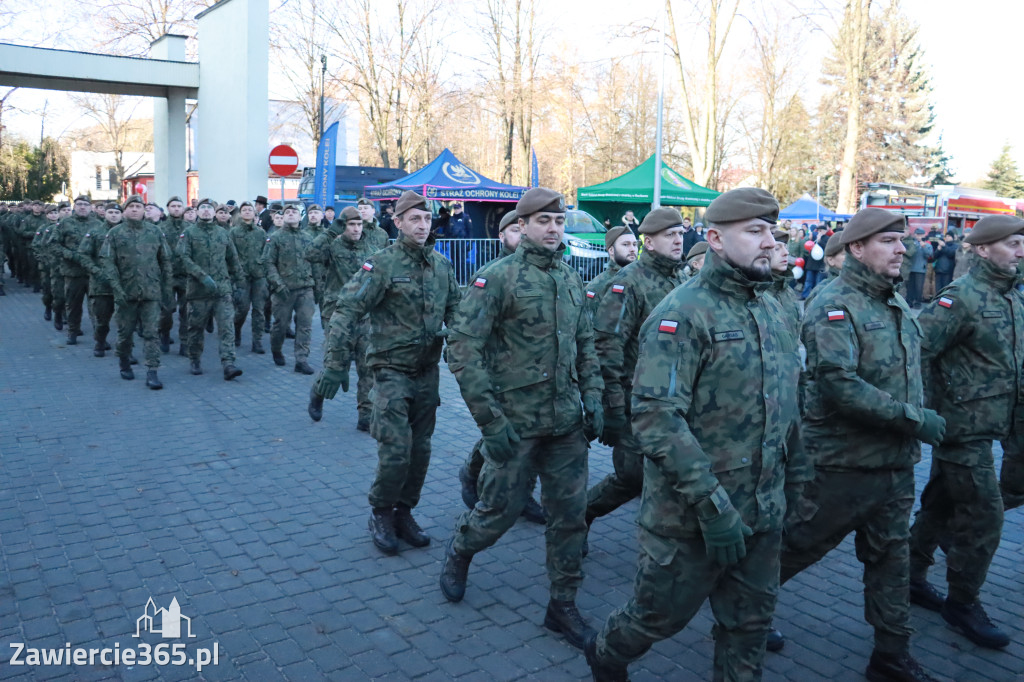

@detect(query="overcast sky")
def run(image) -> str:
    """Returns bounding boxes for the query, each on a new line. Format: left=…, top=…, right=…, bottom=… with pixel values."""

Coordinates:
left=0, top=0, right=1015, bottom=184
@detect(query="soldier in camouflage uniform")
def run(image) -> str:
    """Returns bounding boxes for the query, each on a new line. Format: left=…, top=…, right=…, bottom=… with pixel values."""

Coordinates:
left=30, top=206, right=57, bottom=321
left=177, top=199, right=244, bottom=381
left=771, top=208, right=941, bottom=682
left=440, top=187, right=603, bottom=650
left=52, top=196, right=101, bottom=345
left=229, top=201, right=268, bottom=354
left=18, top=200, right=43, bottom=291
left=78, top=203, right=121, bottom=357
left=8, top=202, right=28, bottom=285
left=584, top=226, right=637, bottom=317
left=317, top=191, right=460, bottom=555
left=768, top=229, right=801, bottom=339
left=682, top=240, right=708, bottom=279
left=357, top=198, right=390, bottom=252
left=0, top=203, right=9, bottom=296
left=906, top=215, right=1024, bottom=650
left=585, top=188, right=802, bottom=681
left=306, top=207, right=375, bottom=426
left=159, top=197, right=191, bottom=355
left=100, top=195, right=172, bottom=389
left=264, top=204, right=316, bottom=373
left=585, top=208, right=686, bottom=538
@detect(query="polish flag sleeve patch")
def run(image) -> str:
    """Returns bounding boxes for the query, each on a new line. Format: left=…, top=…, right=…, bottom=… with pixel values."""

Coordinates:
left=586, top=290, right=595, bottom=299
left=611, top=284, right=625, bottom=294
left=658, top=319, right=678, bottom=334
left=472, top=277, right=487, bottom=288
left=362, top=262, right=374, bottom=272
left=827, top=310, right=846, bottom=322
left=938, top=296, right=953, bottom=308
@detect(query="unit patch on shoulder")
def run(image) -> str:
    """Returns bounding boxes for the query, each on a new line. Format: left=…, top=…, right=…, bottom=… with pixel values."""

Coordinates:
left=611, top=284, right=625, bottom=294
left=472, top=277, right=487, bottom=288
left=586, top=290, right=595, bottom=299
left=362, top=262, right=374, bottom=272
left=938, top=296, right=953, bottom=309
left=827, top=310, right=846, bottom=322
left=658, top=319, right=678, bottom=334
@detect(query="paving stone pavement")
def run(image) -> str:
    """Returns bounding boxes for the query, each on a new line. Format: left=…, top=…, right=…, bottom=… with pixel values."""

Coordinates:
left=0, top=279, right=1022, bottom=681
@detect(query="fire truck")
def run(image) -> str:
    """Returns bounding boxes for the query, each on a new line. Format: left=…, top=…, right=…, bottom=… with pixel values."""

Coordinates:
left=860, top=183, right=1024, bottom=234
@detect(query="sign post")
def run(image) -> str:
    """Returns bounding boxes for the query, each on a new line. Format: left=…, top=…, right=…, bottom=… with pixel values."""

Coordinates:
left=269, top=144, right=299, bottom=203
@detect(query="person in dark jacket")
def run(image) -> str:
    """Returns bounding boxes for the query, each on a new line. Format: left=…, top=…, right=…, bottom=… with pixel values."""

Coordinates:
left=932, top=233, right=959, bottom=292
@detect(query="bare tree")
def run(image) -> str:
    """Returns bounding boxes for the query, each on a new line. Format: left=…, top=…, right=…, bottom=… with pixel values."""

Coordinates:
left=0, top=88, right=18, bottom=151
left=833, top=0, right=872, bottom=212
left=70, top=94, right=149, bottom=199
left=84, top=0, right=214, bottom=56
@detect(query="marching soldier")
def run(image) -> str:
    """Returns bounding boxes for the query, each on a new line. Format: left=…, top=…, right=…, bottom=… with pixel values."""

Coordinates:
left=264, top=204, right=316, bottom=374
left=229, top=201, right=268, bottom=354
left=357, top=198, right=390, bottom=252
left=584, top=226, right=637, bottom=317
left=585, top=188, right=802, bottom=681
left=440, top=187, right=603, bottom=650
left=30, top=206, right=57, bottom=322
left=772, top=208, right=941, bottom=681
left=159, top=196, right=191, bottom=355
left=683, top=240, right=708, bottom=278
left=52, top=195, right=101, bottom=345
left=769, top=229, right=801, bottom=338
left=907, top=215, right=1023, bottom=650
left=78, top=203, right=121, bottom=357
left=316, top=191, right=460, bottom=554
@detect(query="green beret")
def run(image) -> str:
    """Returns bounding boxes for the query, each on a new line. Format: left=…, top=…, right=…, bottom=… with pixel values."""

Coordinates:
left=498, top=210, right=518, bottom=232
left=824, top=234, right=844, bottom=258
left=687, top=241, right=709, bottom=261
left=166, top=196, right=184, bottom=206
left=772, top=229, right=790, bottom=244
left=964, top=215, right=1024, bottom=245
left=124, top=194, right=144, bottom=208
left=340, top=206, right=361, bottom=222
left=73, top=195, right=91, bottom=204
left=604, top=225, right=631, bottom=248
left=357, top=198, right=373, bottom=207
left=515, top=187, right=565, bottom=217
left=106, top=203, right=122, bottom=212
left=197, top=198, right=214, bottom=209
left=394, top=191, right=427, bottom=217
left=839, top=208, right=905, bottom=245
left=307, top=204, right=323, bottom=213
left=705, top=187, right=779, bottom=225
left=638, top=207, right=684, bottom=235
left=215, top=204, right=231, bottom=213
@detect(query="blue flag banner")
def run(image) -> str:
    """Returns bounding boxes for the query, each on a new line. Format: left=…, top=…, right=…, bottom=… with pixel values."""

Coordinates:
left=313, top=122, right=339, bottom=207
left=531, top=147, right=539, bottom=188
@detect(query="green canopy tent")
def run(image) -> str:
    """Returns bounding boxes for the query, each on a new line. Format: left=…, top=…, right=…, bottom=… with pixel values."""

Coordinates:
left=576, top=155, right=720, bottom=225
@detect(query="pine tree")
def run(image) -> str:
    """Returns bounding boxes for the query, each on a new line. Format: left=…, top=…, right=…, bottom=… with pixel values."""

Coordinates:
left=984, top=142, right=1024, bottom=198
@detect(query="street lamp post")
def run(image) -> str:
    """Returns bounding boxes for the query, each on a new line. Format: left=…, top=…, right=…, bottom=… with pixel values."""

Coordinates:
left=319, top=55, right=327, bottom=142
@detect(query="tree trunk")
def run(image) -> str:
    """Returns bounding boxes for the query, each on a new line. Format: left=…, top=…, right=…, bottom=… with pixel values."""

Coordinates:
left=836, top=0, right=871, bottom=213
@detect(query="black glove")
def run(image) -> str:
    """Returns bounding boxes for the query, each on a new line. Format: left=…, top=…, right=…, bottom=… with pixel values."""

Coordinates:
left=600, top=406, right=627, bottom=446
left=583, top=394, right=604, bottom=442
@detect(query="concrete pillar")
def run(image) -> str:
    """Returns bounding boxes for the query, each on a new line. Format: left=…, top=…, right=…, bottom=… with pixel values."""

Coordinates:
left=197, top=0, right=269, bottom=203
left=149, top=34, right=188, bottom=205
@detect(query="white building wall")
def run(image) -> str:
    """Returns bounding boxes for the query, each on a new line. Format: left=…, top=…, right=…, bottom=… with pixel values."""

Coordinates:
left=69, top=151, right=153, bottom=201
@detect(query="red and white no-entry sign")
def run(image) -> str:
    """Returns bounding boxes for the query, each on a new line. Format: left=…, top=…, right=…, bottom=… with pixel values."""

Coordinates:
left=269, top=144, right=299, bottom=177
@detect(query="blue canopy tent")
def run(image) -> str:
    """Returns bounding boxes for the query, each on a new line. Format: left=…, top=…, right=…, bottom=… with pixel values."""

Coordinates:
left=364, top=148, right=527, bottom=238
left=779, top=193, right=851, bottom=223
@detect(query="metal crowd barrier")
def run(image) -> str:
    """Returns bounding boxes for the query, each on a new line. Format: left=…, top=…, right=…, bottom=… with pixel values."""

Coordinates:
left=429, top=238, right=609, bottom=285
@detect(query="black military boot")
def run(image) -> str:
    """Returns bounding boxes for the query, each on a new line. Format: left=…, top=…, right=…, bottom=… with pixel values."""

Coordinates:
left=766, top=627, right=785, bottom=652
left=0, top=284, right=5, bottom=296
left=159, top=331, right=170, bottom=353
left=93, top=341, right=105, bottom=358
left=368, top=507, right=399, bottom=555
left=356, top=414, right=370, bottom=432
left=251, top=337, right=265, bottom=354
left=205, top=317, right=214, bottom=333
left=53, top=308, right=63, bottom=330
left=394, top=505, right=430, bottom=547
left=234, top=322, right=242, bottom=347
left=909, top=579, right=945, bottom=613
left=585, top=632, right=630, bottom=682
left=458, top=465, right=479, bottom=510
left=119, top=356, right=134, bottom=381
left=190, top=359, right=203, bottom=375
left=865, top=650, right=938, bottom=682
left=294, top=361, right=315, bottom=375
left=103, top=340, right=112, bottom=351
left=44, top=305, right=51, bottom=321
left=285, top=326, right=295, bottom=339
left=440, top=537, right=472, bottom=602
left=544, top=599, right=594, bottom=650
left=273, top=351, right=286, bottom=366
left=178, top=342, right=187, bottom=357
left=129, top=355, right=139, bottom=365
left=941, top=599, right=1010, bottom=649
left=223, top=364, right=242, bottom=381
left=66, top=331, right=77, bottom=345
left=145, top=370, right=163, bottom=390
left=307, top=386, right=324, bottom=422
left=521, top=496, right=546, bottom=524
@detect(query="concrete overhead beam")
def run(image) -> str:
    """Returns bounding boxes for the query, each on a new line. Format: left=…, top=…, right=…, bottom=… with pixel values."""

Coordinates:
left=0, top=43, right=199, bottom=98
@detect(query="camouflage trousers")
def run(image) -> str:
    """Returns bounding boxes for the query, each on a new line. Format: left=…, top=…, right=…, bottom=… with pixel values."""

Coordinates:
left=159, top=280, right=187, bottom=339
left=50, top=269, right=65, bottom=313
left=909, top=445, right=1003, bottom=604
left=463, top=439, right=539, bottom=498
left=234, top=276, right=267, bottom=339
left=271, top=286, right=314, bottom=362
left=89, top=295, right=114, bottom=346
left=115, top=300, right=161, bottom=369
left=18, top=237, right=36, bottom=286
left=367, top=365, right=439, bottom=509
left=585, top=430, right=643, bottom=521
left=781, top=467, right=914, bottom=654
left=38, top=263, right=51, bottom=307
left=187, top=295, right=236, bottom=365
left=454, top=428, right=589, bottom=601
left=595, top=528, right=781, bottom=681
left=999, top=407, right=1024, bottom=511
left=64, top=275, right=89, bottom=334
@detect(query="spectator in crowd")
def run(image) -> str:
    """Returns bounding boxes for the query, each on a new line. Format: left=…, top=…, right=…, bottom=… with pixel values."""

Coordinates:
left=621, top=210, right=639, bottom=234
left=932, top=233, right=959, bottom=292
left=448, top=202, right=472, bottom=238
left=902, top=226, right=933, bottom=308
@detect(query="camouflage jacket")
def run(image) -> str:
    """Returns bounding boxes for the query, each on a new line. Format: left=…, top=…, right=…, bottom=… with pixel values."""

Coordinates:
left=802, top=255, right=924, bottom=471
left=325, top=234, right=460, bottom=374
left=447, top=237, right=603, bottom=439
left=918, top=256, right=1024, bottom=460
left=77, top=221, right=117, bottom=295
left=31, top=221, right=58, bottom=266
left=162, top=216, right=192, bottom=279
left=100, top=218, right=172, bottom=302
left=769, top=271, right=802, bottom=340
left=630, top=250, right=803, bottom=540
left=363, top=219, right=389, bottom=253
left=803, top=264, right=841, bottom=308
left=584, top=261, right=622, bottom=316
left=19, top=212, right=43, bottom=240
left=307, top=227, right=375, bottom=301
left=466, top=242, right=516, bottom=284
left=176, top=219, right=243, bottom=299
left=263, top=224, right=315, bottom=292
left=52, top=214, right=100, bottom=278
left=229, top=220, right=268, bottom=280
left=593, top=249, right=684, bottom=413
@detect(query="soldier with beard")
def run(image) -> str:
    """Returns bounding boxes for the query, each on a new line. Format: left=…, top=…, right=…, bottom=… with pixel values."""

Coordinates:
left=585, top=227, right=638, bottom=317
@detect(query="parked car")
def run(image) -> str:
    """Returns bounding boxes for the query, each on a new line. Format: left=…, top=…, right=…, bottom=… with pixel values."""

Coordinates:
left=562, top=209, right=608, bottom=281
